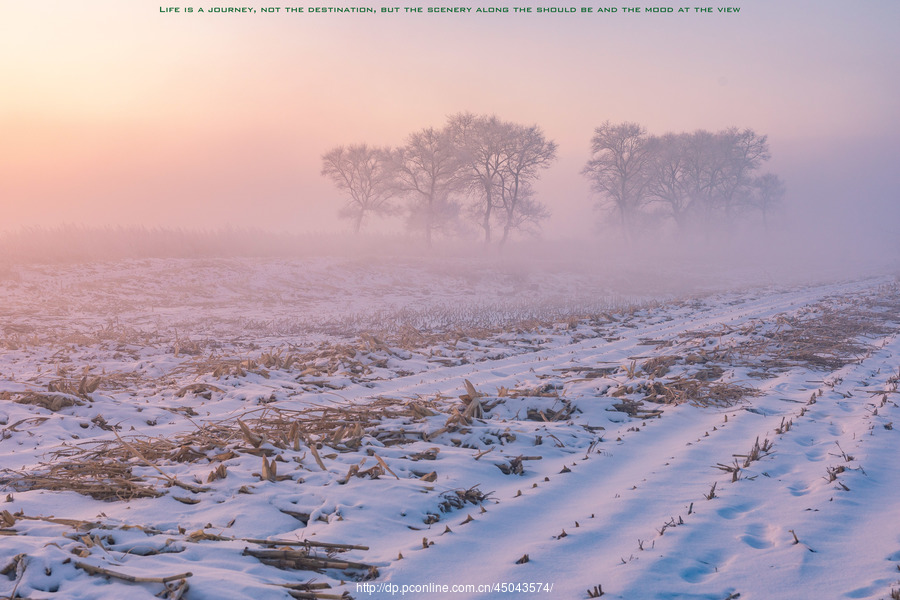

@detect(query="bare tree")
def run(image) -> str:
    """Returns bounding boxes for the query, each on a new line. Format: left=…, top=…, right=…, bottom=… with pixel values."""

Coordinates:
left=602, top=125, right=778, bottom=238
left=321, top=144, right=395, bottom=233
left=582, top=121, right=655, bottom=240
left=447, top=113, right=511, bottom=245
left=497, top=183, right=550, bottom=240
left=647, top=132, right=693, bottom=233
left=678, top=129, right=738, bottom=231
left=717, top=128, right=770, bottom=222
left=751, top=172, right=785, bottom=232
left=497, top=124, right=557, bottom=246
left=390, top=127, right=463, bottom=246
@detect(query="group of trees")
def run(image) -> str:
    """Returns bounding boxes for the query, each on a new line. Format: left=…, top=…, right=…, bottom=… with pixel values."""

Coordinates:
left=322, top=117, right=785, bottom=244
left=321, top=113, right=557, bottom=246
left=583, top=122, right=785, bottom=239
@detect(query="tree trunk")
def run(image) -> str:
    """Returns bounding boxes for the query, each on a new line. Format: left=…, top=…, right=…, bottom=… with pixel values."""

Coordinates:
left=618, top=205, right=631, bottom=244
left=500, top=221, right=511, bottom=247
left=425, top=195, right=434, bottom=247
left=482, top=202, right=492, bottom=245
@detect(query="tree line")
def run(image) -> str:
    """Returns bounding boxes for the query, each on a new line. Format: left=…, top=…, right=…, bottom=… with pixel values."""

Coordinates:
left=322, top=115, right=784, bottom=245
left=583, top=121, right=785, bottom=240
left=321, top=112, right=557, bottom=247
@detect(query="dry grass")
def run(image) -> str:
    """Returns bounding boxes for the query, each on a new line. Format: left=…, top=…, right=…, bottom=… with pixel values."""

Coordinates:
left=3, top=460, right=163, bottom=501
left=644, top=377, right=756, bottom=408
left=680, top=290, right=900, bottom=373
left=12, top=288, right=894, bottom=503
left=1, top=386, right=488, bottom=501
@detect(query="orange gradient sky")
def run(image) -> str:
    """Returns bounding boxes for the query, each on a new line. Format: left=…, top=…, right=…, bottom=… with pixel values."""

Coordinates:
left=1, top=0, right=898, bottom=238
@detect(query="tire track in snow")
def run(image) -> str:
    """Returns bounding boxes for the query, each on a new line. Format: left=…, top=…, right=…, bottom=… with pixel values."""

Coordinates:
left=338, top=279, right=870, bottom=404
left=585, top=314, right=900, bottom=599
left=373, top=281, right=899, bottom=598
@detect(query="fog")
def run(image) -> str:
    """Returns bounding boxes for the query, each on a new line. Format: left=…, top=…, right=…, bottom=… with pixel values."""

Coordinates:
left=1, top=0, right=897, bottom=291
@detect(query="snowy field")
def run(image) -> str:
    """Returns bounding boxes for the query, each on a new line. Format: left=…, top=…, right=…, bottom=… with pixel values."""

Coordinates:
left=1, top=257, right=899, bottom=600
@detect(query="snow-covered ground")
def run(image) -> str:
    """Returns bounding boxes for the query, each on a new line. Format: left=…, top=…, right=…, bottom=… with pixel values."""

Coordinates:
left=1, top=257, right=899, bottom=600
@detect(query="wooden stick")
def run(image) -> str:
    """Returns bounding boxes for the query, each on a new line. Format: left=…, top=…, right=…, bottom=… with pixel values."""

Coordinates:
left=287, top=592, right=348, bottom=600
left=75, top=561, right=192, bottom=583
left=473, top=447, right=495, bottom=460
left=242, top=548, right=374, bottom=570
left=189, top=531, right=369, bottom=550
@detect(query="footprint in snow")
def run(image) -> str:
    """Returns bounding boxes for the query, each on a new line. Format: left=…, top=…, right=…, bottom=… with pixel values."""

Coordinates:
left=788, top=482, right=810, bottom=497
left=805, top=447, right=827, bottom=462
left=740, top=522, right=776, bottom=549
left=717, top=500, right=759, bottom=520
left=678, top=550, right=727, bottom=583
left=845, top=578, right=897, bottom=599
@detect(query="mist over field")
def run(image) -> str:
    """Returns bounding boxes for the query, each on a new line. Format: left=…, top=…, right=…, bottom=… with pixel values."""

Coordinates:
left=1, top=221, right=896, bottom=325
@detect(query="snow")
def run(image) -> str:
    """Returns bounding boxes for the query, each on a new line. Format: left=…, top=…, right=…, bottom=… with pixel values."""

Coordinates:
left=1, top=257, right=899, bottom=599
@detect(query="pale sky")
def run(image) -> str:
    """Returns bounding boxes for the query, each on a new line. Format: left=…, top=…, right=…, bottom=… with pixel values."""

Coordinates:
left=1, top=0, right=898, bottom=239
